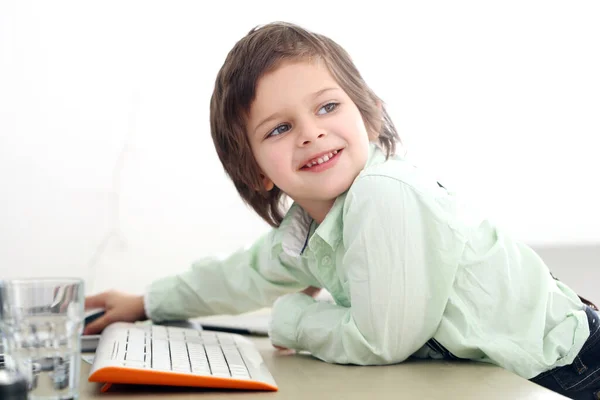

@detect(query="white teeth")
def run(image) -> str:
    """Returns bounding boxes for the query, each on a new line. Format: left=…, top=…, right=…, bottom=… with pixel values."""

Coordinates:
left=304, top=150, right=338, bottom=168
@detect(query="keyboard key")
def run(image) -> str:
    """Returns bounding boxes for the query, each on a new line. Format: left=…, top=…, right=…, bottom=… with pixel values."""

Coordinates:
left=205, top=345, right=230, bottom=376
left=188, top=343, right=209, bottom=370
left=172, top=364, right=191, bottom=373
left=151, top=326, right=168, bottom=340
left=170, top=342, right=190, bottom=371
left=125, top=341, right=146, bottom=362
left=231, top=368, right=250, bottom=379
left=218, top=335, right=235, bottom=345
left=114, top=341, right=127, bottom=361
left=151, top=339, right=171, bottom=370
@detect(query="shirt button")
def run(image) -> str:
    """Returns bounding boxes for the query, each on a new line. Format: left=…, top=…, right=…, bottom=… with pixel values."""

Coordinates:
left=321, top=256, right=332, bottom=266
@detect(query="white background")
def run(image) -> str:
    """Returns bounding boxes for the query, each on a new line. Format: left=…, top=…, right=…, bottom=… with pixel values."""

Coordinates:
left=1, top=1, right=598, bottom=296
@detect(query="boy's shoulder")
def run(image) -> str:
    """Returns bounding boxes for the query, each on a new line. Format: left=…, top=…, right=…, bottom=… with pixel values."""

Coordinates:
left=351, top=153, right=443, bottom=198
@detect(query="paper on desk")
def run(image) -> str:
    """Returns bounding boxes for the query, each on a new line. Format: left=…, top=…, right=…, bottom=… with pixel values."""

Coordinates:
left=82, top=354, right=94, bottom=365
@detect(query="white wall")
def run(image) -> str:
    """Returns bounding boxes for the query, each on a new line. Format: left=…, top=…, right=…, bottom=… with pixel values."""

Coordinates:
left=1, top=1, right=598, bottom=296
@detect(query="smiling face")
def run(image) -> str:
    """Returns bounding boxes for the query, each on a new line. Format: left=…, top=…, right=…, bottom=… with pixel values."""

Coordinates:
left=246, top=60, right=372, bottom=222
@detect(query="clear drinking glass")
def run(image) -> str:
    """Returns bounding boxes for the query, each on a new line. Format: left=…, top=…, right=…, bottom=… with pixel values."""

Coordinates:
left=0, top=278, right=84, bottom=400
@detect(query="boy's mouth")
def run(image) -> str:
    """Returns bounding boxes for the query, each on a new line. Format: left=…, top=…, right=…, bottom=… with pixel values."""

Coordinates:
left=300, top=149, right=343, bottom=170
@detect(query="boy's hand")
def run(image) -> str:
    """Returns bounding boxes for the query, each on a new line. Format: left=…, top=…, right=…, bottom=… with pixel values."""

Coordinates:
left=301, top=286, right=321, bottom=298
left=83, top=290, right=146, bottom=335
left=273, top=345, right=296, bottom=354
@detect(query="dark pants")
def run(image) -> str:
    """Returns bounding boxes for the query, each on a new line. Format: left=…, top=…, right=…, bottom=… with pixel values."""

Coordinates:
left=530, top=306, right=600, bottom=399
left=429, top=306, right=600, bottom=399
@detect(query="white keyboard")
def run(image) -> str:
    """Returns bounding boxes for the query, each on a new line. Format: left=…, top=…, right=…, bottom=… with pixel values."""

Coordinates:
left=88, top=322, right=277, bottom=391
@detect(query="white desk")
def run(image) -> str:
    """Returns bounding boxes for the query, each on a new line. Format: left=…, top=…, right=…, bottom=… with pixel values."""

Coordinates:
left=80, top=336, right=566, bottom=399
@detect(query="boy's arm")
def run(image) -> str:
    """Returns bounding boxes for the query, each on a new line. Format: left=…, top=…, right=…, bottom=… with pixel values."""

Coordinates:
left=145, top=230, right=308, bottom=322
left=269, top=175, right=463, bottom=364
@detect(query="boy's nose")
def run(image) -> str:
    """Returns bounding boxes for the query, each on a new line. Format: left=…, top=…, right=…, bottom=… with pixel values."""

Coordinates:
left=299, top=132, right=326, bottom=146
left=297, top=122, right=327, bottom=146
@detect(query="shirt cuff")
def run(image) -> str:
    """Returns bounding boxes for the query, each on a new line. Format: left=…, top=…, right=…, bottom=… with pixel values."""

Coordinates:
left=143, top=290, right=152, bottom=321
left=269, top=292, right=316, bottom=350
left=143, top=275, right=180, bottom=322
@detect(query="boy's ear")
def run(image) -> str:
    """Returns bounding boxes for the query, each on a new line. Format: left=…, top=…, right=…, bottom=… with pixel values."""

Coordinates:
left=261, top=174, right=274, bottom=191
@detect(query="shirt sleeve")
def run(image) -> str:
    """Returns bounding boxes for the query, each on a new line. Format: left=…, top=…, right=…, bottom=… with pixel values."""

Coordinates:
left=269, top=174, right=461, bottom=364
left=145, top=229, right=308, bottom=322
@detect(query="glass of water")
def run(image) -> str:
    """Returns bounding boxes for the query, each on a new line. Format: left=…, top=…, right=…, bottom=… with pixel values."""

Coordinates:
left=0, top=278, right=84, bottom=400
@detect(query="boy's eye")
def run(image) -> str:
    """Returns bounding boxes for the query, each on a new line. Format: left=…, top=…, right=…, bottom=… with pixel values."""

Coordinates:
left=317, top=102, right=339, bottom=115
left=267, top=124, right=291, bottom=137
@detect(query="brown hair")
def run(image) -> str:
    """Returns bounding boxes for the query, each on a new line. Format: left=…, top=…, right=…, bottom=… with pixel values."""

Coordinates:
left=210, top=21, right=401, bottom=228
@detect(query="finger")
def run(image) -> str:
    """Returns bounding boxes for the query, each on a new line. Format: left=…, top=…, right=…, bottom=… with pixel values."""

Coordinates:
left=84, top=314, right=111, bottom=335
left=61, top=285, right=76, bottom=312
left=84, top=293, right=108, bottom=310
left=273, top=345, right=295, bottom=355
left=301, top=286, right=321, bottom=298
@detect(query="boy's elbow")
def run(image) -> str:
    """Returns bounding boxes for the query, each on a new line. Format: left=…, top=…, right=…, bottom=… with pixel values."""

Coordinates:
left=357, top=347, right=412, bottom=365
left=316, top=338, right=412, bottom=365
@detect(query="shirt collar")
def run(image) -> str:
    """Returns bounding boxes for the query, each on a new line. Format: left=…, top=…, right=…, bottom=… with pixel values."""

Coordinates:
left=275, top=143, right=387, bottom=257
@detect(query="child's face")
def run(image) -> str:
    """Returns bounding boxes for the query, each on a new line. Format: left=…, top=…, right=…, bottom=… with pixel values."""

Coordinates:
left=246, top=60, right=371, bottom=218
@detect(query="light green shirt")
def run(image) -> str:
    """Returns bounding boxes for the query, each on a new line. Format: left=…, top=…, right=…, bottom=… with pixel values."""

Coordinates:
left=146, top=144, right=589, bottom=379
